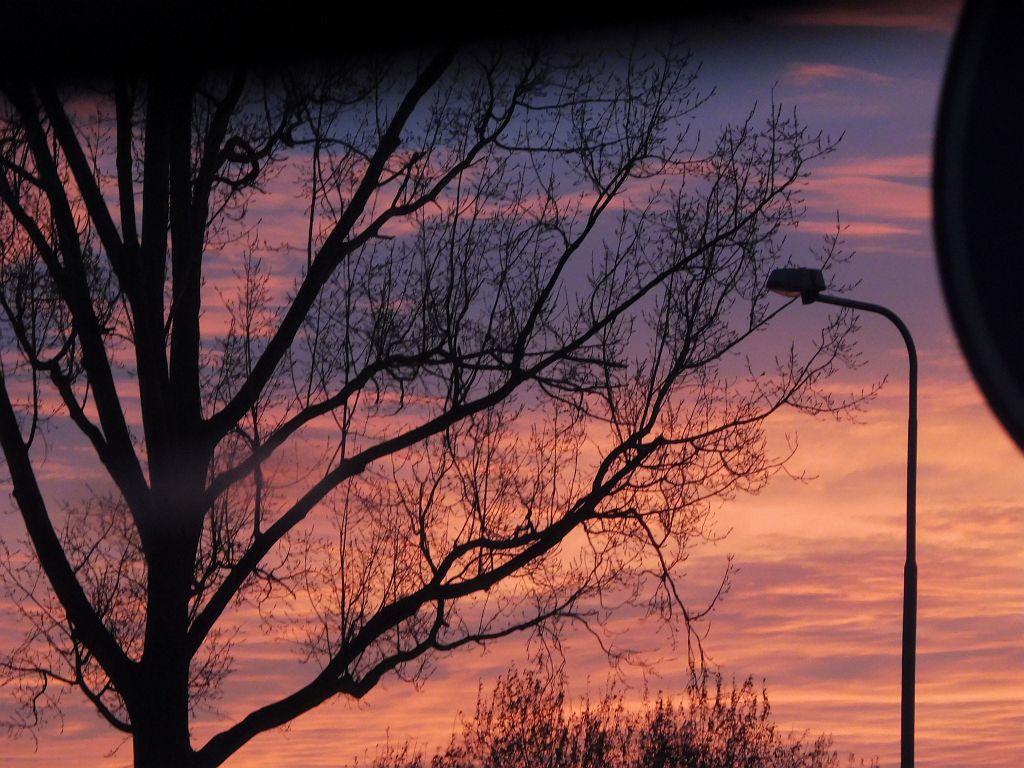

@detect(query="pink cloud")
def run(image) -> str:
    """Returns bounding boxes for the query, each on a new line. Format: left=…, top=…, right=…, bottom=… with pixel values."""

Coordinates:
left=804, top=155, right=932, bottom=229
left=799, top=219, right=922, bottom=238
left=786, top=62, right=892, bottom=87
left=779, top=2, right=962, bottom=35
left=822, top=154, right=931, bottom=179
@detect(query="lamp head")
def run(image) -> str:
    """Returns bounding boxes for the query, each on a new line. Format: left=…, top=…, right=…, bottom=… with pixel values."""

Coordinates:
left=767, top=267, right=826, bottom=303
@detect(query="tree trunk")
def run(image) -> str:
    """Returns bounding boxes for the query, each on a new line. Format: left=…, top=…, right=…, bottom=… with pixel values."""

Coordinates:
left=132, top=699, right=196, bottom=768
left=131, top=582, right=196, bottom=768
left=132, top=500, right=203, bottom=768
left=131, top=602, right=195, bottom=768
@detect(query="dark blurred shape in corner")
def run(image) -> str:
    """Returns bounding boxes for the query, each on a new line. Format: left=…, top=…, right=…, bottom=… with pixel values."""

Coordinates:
left=935, top=0, right=1024, bottom=453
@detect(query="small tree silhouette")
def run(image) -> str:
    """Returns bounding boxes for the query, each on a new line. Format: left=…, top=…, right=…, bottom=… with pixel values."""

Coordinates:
left=365, top=664, right=878, bottom=768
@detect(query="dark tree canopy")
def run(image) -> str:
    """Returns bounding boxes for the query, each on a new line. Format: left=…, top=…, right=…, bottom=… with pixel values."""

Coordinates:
left=0, top=39, right=858, bottom=767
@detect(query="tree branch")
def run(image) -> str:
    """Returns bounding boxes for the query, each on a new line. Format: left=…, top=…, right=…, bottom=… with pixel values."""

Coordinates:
left=0, top=375, right=137, bottom=695
left=0, top=83, right=150, bottom=513
left=35, top=83, right=130, bottom=281
left=204, top=47, right=458, bottom=442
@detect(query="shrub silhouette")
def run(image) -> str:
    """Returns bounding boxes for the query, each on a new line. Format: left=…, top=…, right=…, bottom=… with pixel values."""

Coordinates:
left=366, top=666, right=875, bottom=768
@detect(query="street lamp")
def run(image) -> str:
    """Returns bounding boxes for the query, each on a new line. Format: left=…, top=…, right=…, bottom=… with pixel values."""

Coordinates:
left=767, top=267, right=918, bottom=768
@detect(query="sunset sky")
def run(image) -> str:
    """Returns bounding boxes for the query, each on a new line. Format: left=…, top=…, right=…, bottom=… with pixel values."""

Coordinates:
left=4, top=2, right=1024, bottom=767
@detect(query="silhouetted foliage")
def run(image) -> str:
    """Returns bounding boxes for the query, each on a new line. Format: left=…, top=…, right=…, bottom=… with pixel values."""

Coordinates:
left=364, top=665, right=877, bottom=768
left=1, top=35, right=861, bottom=767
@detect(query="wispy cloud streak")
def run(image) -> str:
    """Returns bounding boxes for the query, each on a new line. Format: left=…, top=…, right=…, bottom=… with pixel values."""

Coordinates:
left=786, top=62, right=892, bottom=87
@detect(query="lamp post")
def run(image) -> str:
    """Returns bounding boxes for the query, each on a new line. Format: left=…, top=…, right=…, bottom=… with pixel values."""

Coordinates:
left=766, top=267, right=917, bottom=768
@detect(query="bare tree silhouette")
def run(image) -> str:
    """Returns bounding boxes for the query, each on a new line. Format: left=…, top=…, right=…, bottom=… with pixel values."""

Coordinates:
left=0, top=40, right=858, bottom=767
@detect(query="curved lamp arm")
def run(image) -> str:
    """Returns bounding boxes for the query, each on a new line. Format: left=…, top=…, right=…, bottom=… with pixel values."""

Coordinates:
left=767, top=268, right=918, bottom=768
